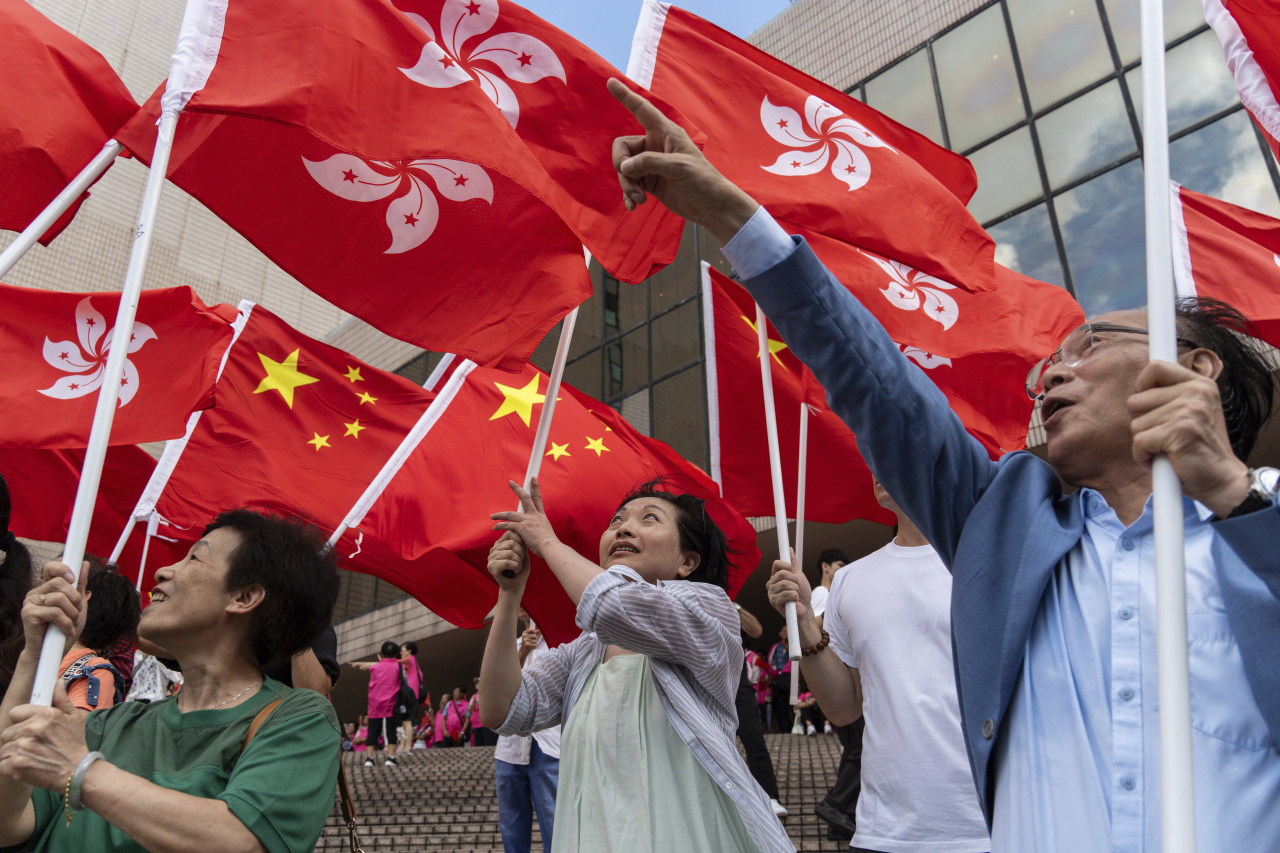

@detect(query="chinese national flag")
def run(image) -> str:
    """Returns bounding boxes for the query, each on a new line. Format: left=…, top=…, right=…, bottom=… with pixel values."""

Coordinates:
left=1173, top=183, right=1280, bottom=348
left=632, top=1, right=997, bottom=290
left=0, top=283, right=236, bottom=448
left=0, top=0, right=137, bottom=244
left=355, top=361, right=761, bottom=646
left=1204, top=0, right=1280, bottom=158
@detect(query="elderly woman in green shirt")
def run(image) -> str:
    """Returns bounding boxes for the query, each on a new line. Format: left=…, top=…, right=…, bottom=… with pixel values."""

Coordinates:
left=0, top=509, right=341, bottom=853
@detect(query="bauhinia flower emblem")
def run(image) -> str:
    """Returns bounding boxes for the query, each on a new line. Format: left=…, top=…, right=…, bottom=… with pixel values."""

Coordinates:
left=303, top=154, right=493, bottom=254
left=40, top=298, right=156, bottom=404
left=862, top=252, right=960, bottom=331
left=761, top=95, right=895, bottom=191
left=398, top=0, right=566, bottom=128
left=896, top=343, right=952, bottom=370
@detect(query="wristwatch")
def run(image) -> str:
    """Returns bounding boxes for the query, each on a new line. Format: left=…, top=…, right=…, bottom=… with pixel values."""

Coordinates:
left=1225, top=467, right=1280, bottom=519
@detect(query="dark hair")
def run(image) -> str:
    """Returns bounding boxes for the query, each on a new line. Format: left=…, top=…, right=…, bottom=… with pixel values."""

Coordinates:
left=0, top=473, right=34, bottom=696
left=818, top=548, right=849, bottom=569
left=79, top=555, right=141, bottom=654
left=1175, top=297, right=1276, bottom=460
left=401, top=641, right=418, bottom=656
left=204, top=510, right=339, bottom=666
left=380, top=641, right=400, bottom=659
left=614, top=478, right=733, bottom=589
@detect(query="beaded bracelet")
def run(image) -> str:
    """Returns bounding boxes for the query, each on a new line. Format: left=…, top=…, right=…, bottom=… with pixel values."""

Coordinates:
left=63, top=773, right=75, bottom=827
left=801, top=629, right=831, bottom=657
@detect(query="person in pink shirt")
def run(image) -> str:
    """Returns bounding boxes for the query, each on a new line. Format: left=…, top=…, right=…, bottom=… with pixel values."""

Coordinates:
left=399, top=642, right=423, bottom=747
left=364, top=641, right=403, bottom=767
left=434, top=687, right=470, bottom=747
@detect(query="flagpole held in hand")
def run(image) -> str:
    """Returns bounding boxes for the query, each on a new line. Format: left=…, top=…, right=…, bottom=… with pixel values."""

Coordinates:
left=0, top=140, right=122, bottom=280
left=29, top=114, right=178, bottom=707
left=755, top=304, right=801, bottom=699
left=1140, top=0, right=1196, bottom=849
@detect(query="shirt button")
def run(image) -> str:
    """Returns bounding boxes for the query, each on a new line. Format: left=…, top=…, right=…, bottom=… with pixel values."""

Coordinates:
left=725, top=782, right=734, bottom=790
left=1119, top=607, right=1134, bottom=621
left=1121, top=776, right=1136, bottom=791
left=983, top=719, right=994, bottom=739
left=1120, top=687, right=1135, bottom=702
left=1123, top=539, right=1136, bottom=551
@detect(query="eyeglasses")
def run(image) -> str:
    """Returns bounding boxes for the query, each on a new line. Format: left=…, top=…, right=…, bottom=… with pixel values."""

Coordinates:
left=1024, top=323, right=1199, bottom=401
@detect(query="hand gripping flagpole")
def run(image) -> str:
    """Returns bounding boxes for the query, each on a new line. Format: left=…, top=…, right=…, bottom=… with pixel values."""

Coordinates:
left=0, top=139, right=123, bottom=280
left=1141, top=0, right=1196, bottom=849
left=28, top=113, right=178, bottom=706
left=755, top=304, right=801, bottom=707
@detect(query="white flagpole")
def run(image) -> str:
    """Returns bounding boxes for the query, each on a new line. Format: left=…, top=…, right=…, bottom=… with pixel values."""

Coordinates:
left=795, top=401, right=809, bottom=576
left=134, top=512, right=159, bottom=592
left=1140, top=0, right=1196, bottom=849
left=517, top=307, right=579, bottom=501
left=0, top=140, right=122, bottom=280
left=755, top=304, right=801, bottom=706
left=107, top=515, right=138, bottom=566
left=29, top=114, right=178, bottom=706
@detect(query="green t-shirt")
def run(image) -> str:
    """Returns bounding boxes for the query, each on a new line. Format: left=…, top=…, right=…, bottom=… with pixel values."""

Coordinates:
left=4, top=677, right=339, bottom=853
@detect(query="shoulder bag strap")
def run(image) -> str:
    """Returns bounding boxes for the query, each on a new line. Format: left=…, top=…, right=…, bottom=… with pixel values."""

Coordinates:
left=336, top=755, right=365, bottom=852
left=240, top=698, right=284, bottom=754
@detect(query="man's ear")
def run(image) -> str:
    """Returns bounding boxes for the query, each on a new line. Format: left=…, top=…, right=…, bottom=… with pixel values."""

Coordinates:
left=226, top=583, right=266, bottom=616
left=675, top=551, right=701, bottom=579
left=1183, top=347, right=1224, bottom=381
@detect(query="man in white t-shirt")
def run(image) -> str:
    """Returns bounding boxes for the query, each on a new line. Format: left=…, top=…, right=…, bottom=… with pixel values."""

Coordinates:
left=808, top=547, right=848, bottom=628
left=767, top=479, right=989, bottom=853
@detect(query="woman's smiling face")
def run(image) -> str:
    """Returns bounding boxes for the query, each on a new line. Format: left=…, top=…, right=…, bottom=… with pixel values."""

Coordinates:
left=598, top=497, right=700, bottom=585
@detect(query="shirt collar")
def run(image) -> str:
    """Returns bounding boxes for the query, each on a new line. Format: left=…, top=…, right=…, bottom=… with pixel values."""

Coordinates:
left=1078, top=487, right=1213, bottom=529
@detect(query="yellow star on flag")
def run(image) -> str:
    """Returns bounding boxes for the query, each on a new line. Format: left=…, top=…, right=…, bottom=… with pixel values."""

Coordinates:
left=739, top=316, right=789, bottom=367
left=545, top=442, right=571, bottom=460
left=357, top=392, right=378, bottom=405
left=344, top=419, right=366, bottom=438
left=344, top=366, right=364, bottom=383
left=585, top=436, right=610, bottom=457
left=307, top=433, right=331, bottom=451
left=490, top=376, right=545, bottom=426
left=254, top=349, right=319, bottom=408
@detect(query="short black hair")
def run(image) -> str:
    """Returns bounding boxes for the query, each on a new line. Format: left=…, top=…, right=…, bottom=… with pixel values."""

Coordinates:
left=380, top=641, right=400, bottom=658
left=402, top=641, right=418, bottom=656
left=614, top=478, right=734, bottom=589
left=79, top=555, right=141, bottom=653
left=1175, top=297, right=1276, bottom=460
left=818, top=548, right=849, bottom=569
left=204, top=510, right=339, bottom=666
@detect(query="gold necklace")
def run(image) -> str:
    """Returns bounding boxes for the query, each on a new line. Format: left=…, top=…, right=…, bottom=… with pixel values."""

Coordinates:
left=211, top=679, right=259, bottom=709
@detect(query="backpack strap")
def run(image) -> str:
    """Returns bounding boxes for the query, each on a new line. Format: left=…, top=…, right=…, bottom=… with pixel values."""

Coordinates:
left=240, top=698, right=284, bottom=754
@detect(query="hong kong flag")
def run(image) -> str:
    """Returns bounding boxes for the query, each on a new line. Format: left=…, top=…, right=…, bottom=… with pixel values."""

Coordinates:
left=0, top=283, right=236, bottom=449
left=355, top=361, right=761, bottom=646
left=1203, top=0, right=1280, bottom=158
left=1173, top=182, right=1280, bottom=348
left=0, top=0, right=137, bottom=244
left=630, top=1, right=996, bottom=290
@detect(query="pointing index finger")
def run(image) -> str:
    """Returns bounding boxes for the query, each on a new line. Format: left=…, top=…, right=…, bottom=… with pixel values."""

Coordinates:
left=607, top=77, right=671, bottom=133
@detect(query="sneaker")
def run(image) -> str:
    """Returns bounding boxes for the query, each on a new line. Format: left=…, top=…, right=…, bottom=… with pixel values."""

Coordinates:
left=824, top=722, right=833, bottom=734
left=362, top=759, right=374, bottom=767
left=770, top=798, right=788, bottom=818
left=806, top=724, right=816, bottom=735
left=814, top=801, right=857, bottom=837
left=384, top=757, right=398, bottom=767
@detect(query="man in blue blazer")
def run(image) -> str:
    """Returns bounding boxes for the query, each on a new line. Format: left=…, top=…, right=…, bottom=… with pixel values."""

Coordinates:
left=606, top=80, right=1280, bottom=852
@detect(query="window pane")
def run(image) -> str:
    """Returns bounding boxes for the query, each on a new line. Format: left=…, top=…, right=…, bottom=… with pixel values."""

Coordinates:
left=571, top=264, right=604, bottom=358
left=1037, top=82, right=1137, bottom=188
left=564, top=351, right=601, bottom=400
left=605, top=327, right=648, bottom=400
left=933, top=6, right=1025, bottom=152
left=966, top=127, right=1043, bottom=223
left=651, top=301, right=700, bottom=379
left=617, top=390, right=651, bottom=437
left=1006, top=0, right=1114, bottom=111
left=653, top=366, right=706, bottom=470
left=988, top=203, right=1066, bottom=287
left=1056, top=160, right=1147, bottom=317
left=603, top=273, right=647, bottom=340
left=1170, top=110, right=1280, bottom=217
left=1103, top=0, right=1207, bottom=65
left=1126, top=31, right=1240, bottom=134
left=863, top=50, right=945, bottom=146
left=649, top=223, right=697, bottom=315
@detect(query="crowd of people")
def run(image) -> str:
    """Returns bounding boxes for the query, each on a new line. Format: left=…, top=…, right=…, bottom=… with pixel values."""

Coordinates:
left=0, top=78, right=1275, bottom=853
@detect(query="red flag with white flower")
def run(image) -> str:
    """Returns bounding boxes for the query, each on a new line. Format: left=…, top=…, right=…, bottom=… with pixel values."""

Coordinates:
left=1203, top=0, right=1280, bottom=158
left=629, top=1, right=996, bottom=290
left=0, top=0, right=137, bottom=244
left=0, top=283, right=236, bottom=448
left=1172, top=182, right=1280, bottom=348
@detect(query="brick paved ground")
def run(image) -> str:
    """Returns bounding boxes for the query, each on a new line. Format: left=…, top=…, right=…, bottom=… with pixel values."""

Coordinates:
left=316, top=733, right=848, bottom=852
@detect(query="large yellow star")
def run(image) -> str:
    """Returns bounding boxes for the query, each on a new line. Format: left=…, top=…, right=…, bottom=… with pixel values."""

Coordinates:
left=307, top=432, right=331, bottom=451
left=545, top=442, right=571, bottom=460
left=344, top=366, right=364, bottom=383
left=585, top=436, right=610, bottom=457
left=254, top=350, right=319, bottom=408
left=357, top=392, right=378, bottom=405
left=489, top=376, right=545, bottom=426
left=739, top=316, right=788, bottom=367
left=344, top=419, right=365, bottom=438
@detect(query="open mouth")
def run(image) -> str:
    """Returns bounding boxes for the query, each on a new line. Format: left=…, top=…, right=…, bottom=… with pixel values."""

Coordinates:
left=609, top=542, right=638, bottom=556
left=149, top=590, right=169, bottom=603
left=1041, top=397, right=1073, bottom=425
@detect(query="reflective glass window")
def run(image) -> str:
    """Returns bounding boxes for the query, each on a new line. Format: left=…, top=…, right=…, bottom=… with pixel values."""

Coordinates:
left=863, top=50, right=945, bottom=145
left=570, top=265, right=604, bottom=358
left=1104, top=0, right=1207, bottom=65
left=651, top=301, right=700, bottom=379
left=1056, top=160, right=1147, bottom=316
left=1170, top=111, right=1280, bottom=217
left=653, top=367, right=706, bottom=469
left=649, top=224, right=697, bottom=315
left=605, top=327, right=648, bottom=400
left=988, top=203, right=1066, bottom=287
left=966, top=126, right=1043, bottom=223
left=618, top=390, right=651, bottom=437
left=564, top=352, right=602, bottom=400
left=933, top=6, right=1024, bottom=151
left=1037, top=82, right=1137, bottom=188
left=1006, top=0, right=1114, bottom=110
left=1126, top=30, right=1240, bottom=134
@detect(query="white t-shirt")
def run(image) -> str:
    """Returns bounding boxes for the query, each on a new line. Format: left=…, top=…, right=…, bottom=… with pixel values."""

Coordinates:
left=825, top=541, right=989, bottom=853
left=810, top=583, right=830, bottom=618
left=495, top=635, right=561, bottom=763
